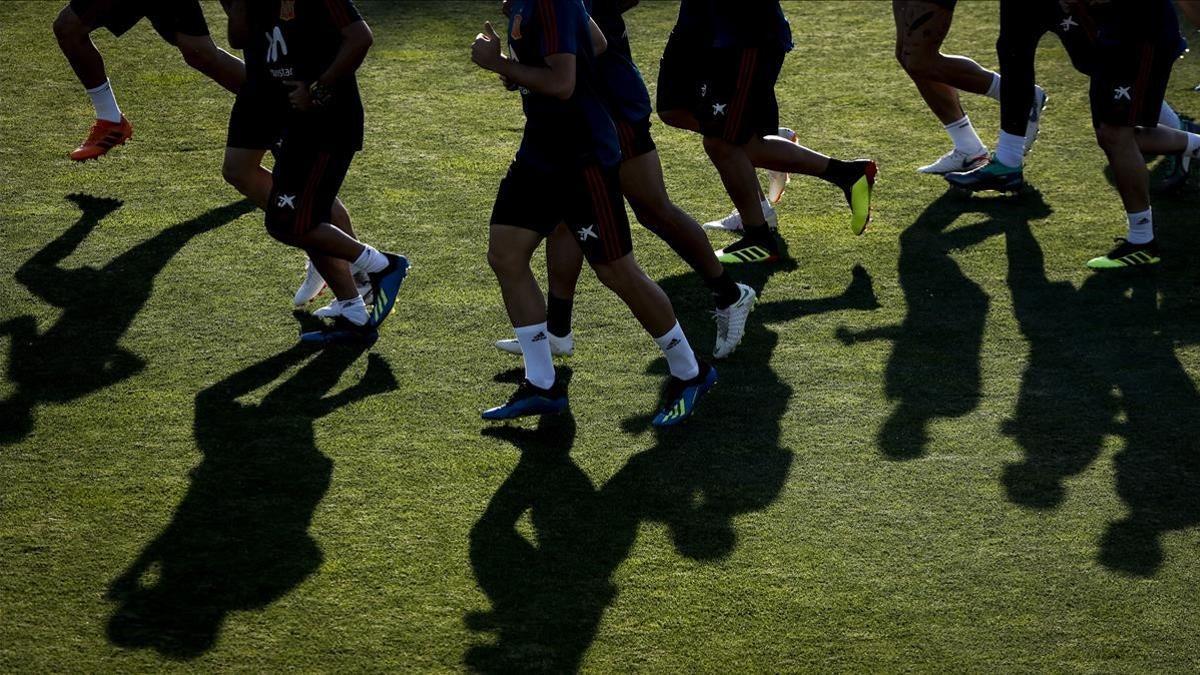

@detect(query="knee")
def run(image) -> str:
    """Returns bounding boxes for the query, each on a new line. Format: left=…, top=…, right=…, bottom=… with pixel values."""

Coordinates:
left=1094, top=123, right=1130, bottom=152
left=702, top=136, right=737, bottom=160
left=591, top=257, right=640, bottom=293
left=53, top=8, right=84, bottom=43
left=264, top=200, right=298, bottom=245
left=900, top=49, right=939, bottom=80
left=221, top=160, right=249, bottom=191
left=487, top=245, right=525, bottom=278
left=629, top=196, right=673, bottom=234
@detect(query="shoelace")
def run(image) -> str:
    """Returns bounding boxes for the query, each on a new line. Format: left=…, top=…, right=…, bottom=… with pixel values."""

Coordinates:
left=712, top=309, right=729, bottom=340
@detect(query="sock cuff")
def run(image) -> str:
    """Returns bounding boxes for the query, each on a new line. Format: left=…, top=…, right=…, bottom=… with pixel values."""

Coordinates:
left=945, top=115, right=972, bottom=131
left=85, top=79, right=112, bottom=95
left=652, top=322, right=682, bottom=347
left=1186, top=133, right=1200, bottom=157
left=985, top=72, right=1002, bottom=100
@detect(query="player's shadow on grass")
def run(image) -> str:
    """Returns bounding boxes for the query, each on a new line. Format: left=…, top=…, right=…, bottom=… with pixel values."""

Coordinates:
left=837, top=190, right=1053, bottom=460
left=0, top=194, right=254, bottom=445
left=1002, top=189, right=1200, bottom=577
left=106, top=343, right=396, bottom=659
left=465, top=259, right=879, bottom=673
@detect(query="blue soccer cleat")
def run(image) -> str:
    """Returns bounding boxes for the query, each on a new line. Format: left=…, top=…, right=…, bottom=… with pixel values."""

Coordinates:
left=652, top=362, right=717, bottom=427
left=300, top=316, right=379, bottom=347
left=482, top=379, right=569, bottom=421
left=367, top=253, right=410, bottom=329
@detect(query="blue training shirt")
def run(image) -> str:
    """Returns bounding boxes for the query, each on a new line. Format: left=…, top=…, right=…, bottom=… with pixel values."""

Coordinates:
left=585, top=0, right=653, bottom=124
left=507, top=0, right=622, bottom=169
left=674, top=0, right=793, bottom=51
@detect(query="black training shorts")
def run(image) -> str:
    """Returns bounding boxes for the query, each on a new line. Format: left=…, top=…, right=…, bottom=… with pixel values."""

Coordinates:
left=656, top=30, right=704, bottom=120
left=266, top=132, right=354, bottom=239
left=490, top=160, right=633, bottom=265
left=658, top=33, right=785, bottom=145
left=69, top=0, right=209, bottom=44
left=700, top=47, right=785, bottom=145
left=1090, top=39, right=1183, bottom=128
left=615, top=117, right=656, bottom=161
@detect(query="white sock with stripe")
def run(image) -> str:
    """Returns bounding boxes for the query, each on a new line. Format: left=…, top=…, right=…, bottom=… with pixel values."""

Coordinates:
left=338, top=296, right=369, bottom=326
left=945, top=115, right=986, bottom=156
left=86, top=80, right=122, bottom=123
left=351, top=245, right=389, bottom=274
left=515, top=322, right=556, bottom=390
left=1126, top=209, right=1153, bottom=245
left=653, top=322, right=700, bottom=381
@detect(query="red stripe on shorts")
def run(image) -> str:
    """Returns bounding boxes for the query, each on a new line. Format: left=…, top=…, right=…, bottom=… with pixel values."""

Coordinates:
left=724, top=48, right=759, bottom=143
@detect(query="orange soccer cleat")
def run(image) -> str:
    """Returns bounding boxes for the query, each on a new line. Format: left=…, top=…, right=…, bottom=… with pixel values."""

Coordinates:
left=69, top=116, right=133, bottom=162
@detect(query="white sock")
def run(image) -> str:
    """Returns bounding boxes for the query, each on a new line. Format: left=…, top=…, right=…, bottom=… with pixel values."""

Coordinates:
left=86, top=80, right=122, bottom=123
left=1160, top=101, right=1183, bottom=130
left=1185, top=132, right=1200, bottom=158
left=985, top=71, right=1002, bottom=101
left=945, top=115, right=986, bottom=155
left=350, top=245, right=389, bottom=274
left=653, top=322, right=700, bottom=381
left=338, top=296, right=369, bottom=326
left=1126, top=208, right=1153, bottom=245
left=995, top=131, right=1026, bottom=168
left=514, top=322, right=556, bottom=389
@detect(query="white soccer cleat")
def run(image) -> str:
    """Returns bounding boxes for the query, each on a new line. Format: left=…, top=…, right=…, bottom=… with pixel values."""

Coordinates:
left=767, top=127, right=800, bottom=204
left=310, top=299, right=369, bottom=326
left=917, top=148, right=989, bottom=175
left=312, top=301, right=342, bottom=319
left=712, top=283, right=756, bottom=359
left=354, top=271, right=374, bottom=306
left=1024, top=85, right=1048, bottom=155
left=293, top=258, right=327, bottom=306
left=702, top=200, right=778, bottom=232
left=494, top=331, right=575, bottom=357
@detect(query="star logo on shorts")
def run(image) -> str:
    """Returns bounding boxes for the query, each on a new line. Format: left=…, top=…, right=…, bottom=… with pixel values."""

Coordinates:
left=712, top=102, right=727, bottom=117
left=1114, top=86, right=1132, bottom=101
left=1060, top=16, right=1077, bottom=32
left=277, top=194, right=297, bottom=209
left=578, top=225, right=598, bottom=241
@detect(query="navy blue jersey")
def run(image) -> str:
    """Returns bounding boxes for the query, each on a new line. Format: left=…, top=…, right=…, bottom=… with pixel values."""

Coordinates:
left=586, top=0, right=652, bottom=123
left=242, top=0, right=365, bottom=149
left=1067, top=0, right=1181, bottom=47
left=507, top=0, right=621, bottom=169
left=673, top=0, right=793, bottom=51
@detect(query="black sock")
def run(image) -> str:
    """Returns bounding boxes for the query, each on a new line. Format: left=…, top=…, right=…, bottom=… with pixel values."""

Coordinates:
left=546, top=293, right=573, bottom=338
left=706, top=269, right=742, bottom=309
left=820, top=158, right=862, bottom=188
left=743, top=221, right=772, bottom=239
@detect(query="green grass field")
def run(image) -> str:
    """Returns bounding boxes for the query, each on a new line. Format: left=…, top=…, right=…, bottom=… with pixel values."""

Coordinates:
left=2, top=1, right=1199, bottom=671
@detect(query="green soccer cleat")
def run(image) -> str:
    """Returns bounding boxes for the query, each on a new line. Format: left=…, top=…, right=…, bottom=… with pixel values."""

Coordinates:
left=716, top=231, right=780, bottom=265
left=945, top=156, right=1025, bottom=193
left=844, top=160, right=877, bottom=236
left=1086, top=238, right=1160, bottom=270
